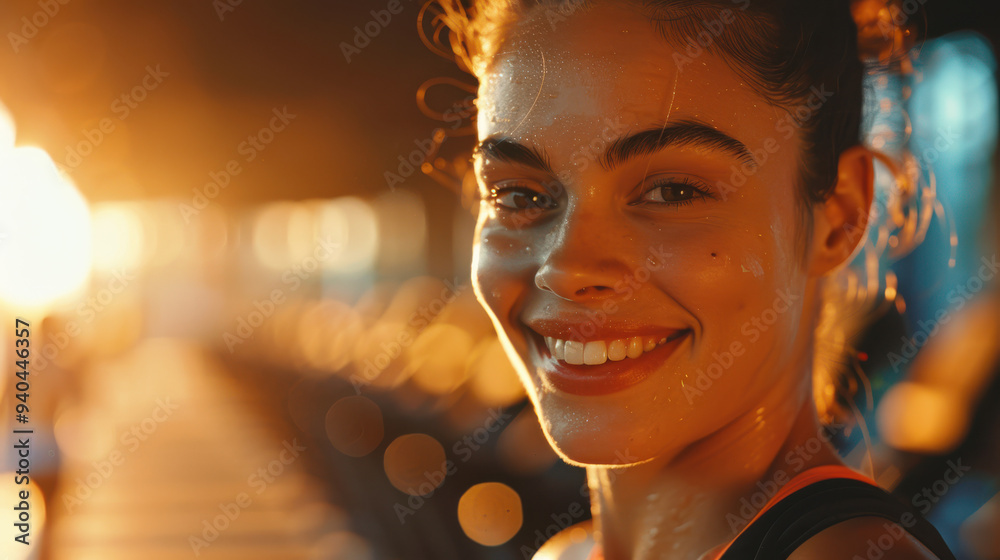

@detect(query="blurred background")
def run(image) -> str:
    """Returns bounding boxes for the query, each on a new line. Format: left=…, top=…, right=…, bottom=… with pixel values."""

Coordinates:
left=0, top=0, right=997, bottom=559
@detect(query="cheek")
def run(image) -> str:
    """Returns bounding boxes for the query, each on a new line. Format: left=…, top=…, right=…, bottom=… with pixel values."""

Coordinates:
left=651, top=224, right=800, bottom=359
left=472, top=224, right=536, bottom=318
left=652, top=228, right=777, bottom=312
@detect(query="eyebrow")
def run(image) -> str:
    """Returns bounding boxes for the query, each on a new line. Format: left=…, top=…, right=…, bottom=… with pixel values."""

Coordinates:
left=602, top=119, right=757, bottom=171
left=473, top=136, right=556, bottom=175
left=474, top=118, right=757, bottom=174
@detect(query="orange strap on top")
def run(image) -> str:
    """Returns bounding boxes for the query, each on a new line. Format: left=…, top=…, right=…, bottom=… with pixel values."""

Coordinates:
left=586, top=465, right=877, bottom=560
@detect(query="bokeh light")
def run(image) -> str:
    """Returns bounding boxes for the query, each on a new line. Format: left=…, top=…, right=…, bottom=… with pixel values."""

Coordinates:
left=409, top=323, right=475, bottom=396
left=314, top=196, right=379, bottom=274
left=253, top=201, right=302, bottom=270
left=877, top=381, right=967, bottom=453
left=457, top=482, right=523, bottom=546
left=0, top=476, right=47, bottom=560
left=324, top=396, right=385, bottom=458
left=468, top=337, right=526, bottom=407
left=89, top=202, right=146, bottom=272
left=296, top=299, right=363, bottom=373
left=383, top=433, right=447, bottom=496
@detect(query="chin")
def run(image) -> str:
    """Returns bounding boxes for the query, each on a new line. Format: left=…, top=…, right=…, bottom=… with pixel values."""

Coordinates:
left=530, top=390, right=690, bottom=468
left=494, top=317, right=724, bottom=468
left=549, top=438, right=662, bottom=469
left=542, top=425, right=669, bottom=468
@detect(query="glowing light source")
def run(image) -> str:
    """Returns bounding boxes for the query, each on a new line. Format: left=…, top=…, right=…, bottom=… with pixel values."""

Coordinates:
left=90, top=203, right=146, bottom=272
left=314, top=197, right=379, bottom=274
left=252, top=198, right=376, bottom=275
left=0, top=147, right=91, bottom=309
left=286, top=203, right=316, bottom=264
left=911, top=32, right=998, bottom=153
left=457, top=482, right=523, bottom=546
left=252, top=202, right=300, bottom=270
left=468, top=337, right=525, bottom=406
left=410, top=324, right=475, bottom=395
left=141, top=200, right=189, bottom=268
left=877, top=381, right=966, bottom=454
left=884, top=270, right=897, bottom=301
left=0, top=476, right=47, bottom=559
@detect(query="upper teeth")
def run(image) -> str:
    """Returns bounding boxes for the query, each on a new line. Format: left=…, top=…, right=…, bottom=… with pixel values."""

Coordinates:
left=544, top=335, right=671, bottom=365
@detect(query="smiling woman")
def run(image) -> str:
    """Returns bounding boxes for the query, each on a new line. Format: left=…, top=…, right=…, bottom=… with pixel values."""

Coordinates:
left=427, top=1, right=957, bottom=559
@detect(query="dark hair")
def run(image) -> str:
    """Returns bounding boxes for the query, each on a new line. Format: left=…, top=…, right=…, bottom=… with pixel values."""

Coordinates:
left=643, top=1, right=865, bottom=214
left=433, top=0, right=867, bottom=238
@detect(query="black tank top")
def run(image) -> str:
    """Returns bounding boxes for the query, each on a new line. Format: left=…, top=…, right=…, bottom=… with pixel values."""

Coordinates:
left=718, top=477, right=957, bottom=559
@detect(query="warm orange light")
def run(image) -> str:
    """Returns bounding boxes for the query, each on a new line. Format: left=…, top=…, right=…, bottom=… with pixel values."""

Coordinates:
left=457, top=482, right=523, bottom=546
left=0, top=476, right=47, bottom=559
left=0, top=147, right=91, bottom=309
left=90, top=203, right=146, bottom=272
left=383, top=433, right=448, bottom=496
left=374, top=189, right=427, bottom=274
left=0, top=100, right=15, bottom=149
left=468, top=337, right=526, bottom=406
left=878, top=381, right=967, bottom=453
left=884, top=270, right=898, bottom=301
left=313, top=197, right=378, bottom=274
left=410, top=324, right=475, bottom=395
left=297, top=299, right=362, bottom=374
left=252, top=201, right=301, bottom=270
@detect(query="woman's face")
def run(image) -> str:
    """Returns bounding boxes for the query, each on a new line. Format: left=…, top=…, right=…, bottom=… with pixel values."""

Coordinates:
left=472, top=4, right=816, bottom=466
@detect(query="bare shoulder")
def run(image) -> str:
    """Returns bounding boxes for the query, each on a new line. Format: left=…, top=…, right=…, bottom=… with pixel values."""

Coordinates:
left=532, top=519, right=596, bottom=560
left=787, top=516, right=943, bottom=560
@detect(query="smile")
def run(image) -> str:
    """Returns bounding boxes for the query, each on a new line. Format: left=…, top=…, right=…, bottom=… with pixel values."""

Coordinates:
left=543, top=332, right=686, bottom=365
left=524, top=322, right=692, bottom=396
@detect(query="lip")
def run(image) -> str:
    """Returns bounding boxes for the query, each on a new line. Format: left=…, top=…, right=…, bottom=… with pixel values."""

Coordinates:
left=525, top=318, right=688, bottom=341
left=522, top=320, right=691, bottom=396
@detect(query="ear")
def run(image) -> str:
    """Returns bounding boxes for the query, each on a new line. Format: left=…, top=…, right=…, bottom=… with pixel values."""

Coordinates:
left=807, top=145, right=875, bottom=277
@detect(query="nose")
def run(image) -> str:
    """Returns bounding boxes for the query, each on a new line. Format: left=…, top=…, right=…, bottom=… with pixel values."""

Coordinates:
left=533, top=215, right=632, bottom=301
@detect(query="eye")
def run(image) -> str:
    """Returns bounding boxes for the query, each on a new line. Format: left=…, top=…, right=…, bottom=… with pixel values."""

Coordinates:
left=633, top=177, right=715, bottom=207
left=488, top=184, right=557, bottom=212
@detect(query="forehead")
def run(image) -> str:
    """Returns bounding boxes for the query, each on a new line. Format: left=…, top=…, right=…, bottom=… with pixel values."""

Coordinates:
left=476, top=3, right=780, bottom=149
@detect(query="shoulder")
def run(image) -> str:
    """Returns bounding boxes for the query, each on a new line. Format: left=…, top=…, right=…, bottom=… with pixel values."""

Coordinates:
left=787, top=516, right=942, bottom=560
left=532, top=519, right=597, bottom=560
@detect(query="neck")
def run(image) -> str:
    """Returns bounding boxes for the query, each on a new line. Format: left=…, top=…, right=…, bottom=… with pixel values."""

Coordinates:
left=587, top=358, right=845, bottom=560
